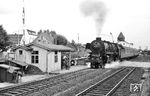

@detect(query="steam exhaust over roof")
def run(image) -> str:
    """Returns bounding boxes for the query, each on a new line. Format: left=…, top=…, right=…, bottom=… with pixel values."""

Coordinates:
left=80, top=0, right=108, bottom=37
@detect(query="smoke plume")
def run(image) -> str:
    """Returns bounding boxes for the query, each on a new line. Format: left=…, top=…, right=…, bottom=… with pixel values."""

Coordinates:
left=80, top=0, right=107, bottom=37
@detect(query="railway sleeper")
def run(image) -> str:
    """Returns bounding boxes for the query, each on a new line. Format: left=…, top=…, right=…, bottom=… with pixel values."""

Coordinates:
left=0, top=93, right=16, bottom=96
left=5, top=91, right=20, bottom=95
left=86, top=93, right=103, bottom=96
left=91, top=89, right=112, bottom=92
left=19, top=88, right=33, bottom=91
left=89, top=91, right=108, bottom=94
left=12, top=89, right=26, bottom=93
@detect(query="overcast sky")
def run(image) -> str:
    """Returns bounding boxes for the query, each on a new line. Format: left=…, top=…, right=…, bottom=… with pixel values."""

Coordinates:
left=0, top=0, right=150, bottom=49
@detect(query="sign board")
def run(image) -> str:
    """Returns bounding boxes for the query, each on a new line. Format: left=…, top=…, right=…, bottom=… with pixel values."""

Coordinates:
left=130, top=83, right=142, bottom=93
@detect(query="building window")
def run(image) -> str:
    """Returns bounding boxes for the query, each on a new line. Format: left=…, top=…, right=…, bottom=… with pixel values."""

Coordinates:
left=31, top=51, right=39, bottom=64
left=19, top=50, right=23, bottom=55
left=54, top=51, right=58, bottom=63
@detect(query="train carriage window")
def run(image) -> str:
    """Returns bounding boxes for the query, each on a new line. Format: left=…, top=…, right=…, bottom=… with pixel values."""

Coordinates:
left=125, top=48, right=127, bottom=54
left=126, top=48, right=129, bottom=53
left=123, top=49, right=125, bottom=53
left=121, top=48, right=125, bottom=54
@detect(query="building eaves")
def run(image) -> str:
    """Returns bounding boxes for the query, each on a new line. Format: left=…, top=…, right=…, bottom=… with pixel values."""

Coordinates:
left=29, top=42, right=74, bottom=52
left=11, top=45, right=33, bottom=51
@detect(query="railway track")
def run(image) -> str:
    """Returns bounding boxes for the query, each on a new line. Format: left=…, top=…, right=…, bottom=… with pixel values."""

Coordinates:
left=0, top=68, right=97, bottom=96
left=76, top=67, right=136, bottom=96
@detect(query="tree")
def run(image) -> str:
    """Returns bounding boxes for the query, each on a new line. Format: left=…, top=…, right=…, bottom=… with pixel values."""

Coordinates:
left=0, top=25, right=10, bottom=52
left=50, top=31, right=56, bottom=37
left=71, top=40, right=75, bottom=44
left=37, top=30, right=42, bottom=35
left=56, top=34, right=68, bottom=45
left=50, top=31, right=57, bottom=44
left=37, top=29, right=68, bottom=45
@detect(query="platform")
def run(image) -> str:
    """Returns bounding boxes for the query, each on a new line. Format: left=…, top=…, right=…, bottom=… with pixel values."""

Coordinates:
left=21, top=65, right=90, bottom=83
left=51, top=65, right=90, bottom=74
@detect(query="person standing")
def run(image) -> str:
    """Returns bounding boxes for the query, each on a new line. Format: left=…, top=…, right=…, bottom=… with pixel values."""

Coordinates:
left=65, top=56, right=70, bottom=70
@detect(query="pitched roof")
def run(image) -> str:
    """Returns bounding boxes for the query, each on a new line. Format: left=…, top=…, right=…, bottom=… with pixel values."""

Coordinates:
left=12, top=42, right=74, bottom=52
left=33, top=43, right=74, bottom=51
left=8, top=34, right=23, bottom=45
left=28, top=42, right=74, bottom=52
left=0, top=64, right=20, bottom=70
left=11, top=45, right=33, bottom=51
left=32, top=32, right=55, bottom=44
left=8, top=59, right=29, bottom=67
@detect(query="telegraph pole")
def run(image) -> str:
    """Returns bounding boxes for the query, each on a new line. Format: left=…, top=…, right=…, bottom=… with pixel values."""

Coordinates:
left=22, top=0, right=25, bottom=45
left=77, top=33, right=79, bottom=58
left=78, top=33, right=79, bottom=44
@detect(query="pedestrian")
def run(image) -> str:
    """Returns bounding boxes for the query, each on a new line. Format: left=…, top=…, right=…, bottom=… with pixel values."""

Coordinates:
left=65, top=56, right=70, bottom=70
left=17, top=71, right=23, bottom=83
left=62, top=55, right=67, bottom=69
left=61, top=55, right=65, bottom=69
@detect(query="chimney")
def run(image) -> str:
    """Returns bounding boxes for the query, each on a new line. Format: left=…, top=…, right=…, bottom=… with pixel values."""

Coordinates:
left=96, top=37, right=101, bottom=41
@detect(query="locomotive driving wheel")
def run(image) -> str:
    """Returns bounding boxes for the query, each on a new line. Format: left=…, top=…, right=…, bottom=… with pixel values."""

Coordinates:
left=101, top=64, right=105, bottom=68
left=91, top=62, right=99, bottom=68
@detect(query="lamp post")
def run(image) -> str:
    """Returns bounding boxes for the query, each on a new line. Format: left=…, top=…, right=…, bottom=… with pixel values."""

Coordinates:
left=22, top=0, right=25, bottom=45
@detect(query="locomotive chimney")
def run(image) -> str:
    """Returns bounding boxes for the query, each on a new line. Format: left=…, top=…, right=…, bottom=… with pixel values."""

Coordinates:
left=96, top=37, right=101, bottom=41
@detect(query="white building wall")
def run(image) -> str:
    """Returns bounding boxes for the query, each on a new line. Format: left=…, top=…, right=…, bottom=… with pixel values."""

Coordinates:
left=30, top=46, right=47, bottom=72
left=48, top=51, right=61, bottom=72
left=25, top=52, right=31, bottom=64
left=58, top=52, right=61, bottom=70
left=14, top=46, right=62, bottom=73
left=15, top=49, right=30, bottom=63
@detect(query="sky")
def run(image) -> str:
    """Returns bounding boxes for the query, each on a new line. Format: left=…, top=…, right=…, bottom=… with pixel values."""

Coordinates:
left=0, top=0, right=150, bottom=49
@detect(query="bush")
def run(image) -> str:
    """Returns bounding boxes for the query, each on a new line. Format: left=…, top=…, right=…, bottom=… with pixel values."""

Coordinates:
left=25, top=65, right=43, bottom=75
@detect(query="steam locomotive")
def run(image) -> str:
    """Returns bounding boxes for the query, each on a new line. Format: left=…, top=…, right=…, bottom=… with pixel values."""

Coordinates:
left=86, top=37, right=139, bottom=68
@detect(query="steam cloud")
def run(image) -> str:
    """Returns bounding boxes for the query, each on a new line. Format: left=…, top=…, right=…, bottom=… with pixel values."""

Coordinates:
left=80, top=0, right=107, bottom=37
left=0, top=9, right=10, bottom=14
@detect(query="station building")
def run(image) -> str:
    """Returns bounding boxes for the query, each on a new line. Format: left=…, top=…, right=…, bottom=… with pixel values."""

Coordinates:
left=11, top=32, right=74, bottom=73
